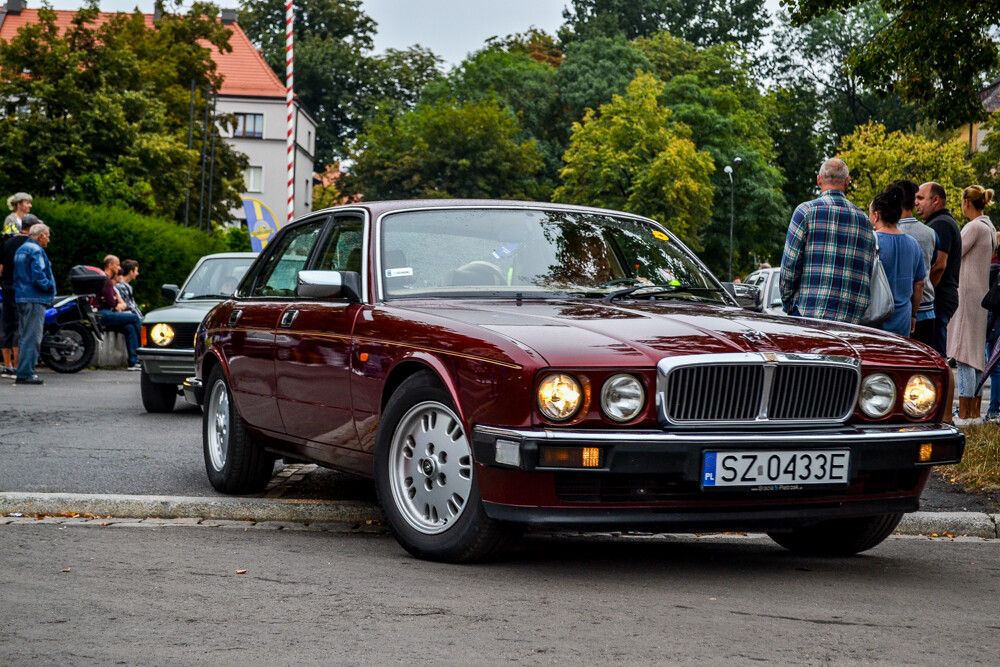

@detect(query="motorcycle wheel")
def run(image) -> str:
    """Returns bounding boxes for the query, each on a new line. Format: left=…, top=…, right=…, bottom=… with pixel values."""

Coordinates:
left=42, top=322, right=96, bottom=373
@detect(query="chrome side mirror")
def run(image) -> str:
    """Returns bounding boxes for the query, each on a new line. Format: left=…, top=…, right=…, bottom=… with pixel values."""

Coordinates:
left=721, top=282, right=763, bottom=311
left=296, top=270, right=362, bottom=302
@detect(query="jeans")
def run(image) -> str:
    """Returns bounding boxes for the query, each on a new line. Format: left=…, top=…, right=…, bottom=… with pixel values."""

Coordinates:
left=97, top=309, right=140, bottom=365
left=932, top=311, right=951, bottom=358
left=15, top=301, right=45, bottom=380
left=956, top=361, right=983, bottom=398
left=988, top=341, right=1000, bottom=415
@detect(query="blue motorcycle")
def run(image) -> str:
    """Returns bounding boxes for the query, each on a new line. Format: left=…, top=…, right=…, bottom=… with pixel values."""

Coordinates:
left=0, top=284, right=104, bottom=374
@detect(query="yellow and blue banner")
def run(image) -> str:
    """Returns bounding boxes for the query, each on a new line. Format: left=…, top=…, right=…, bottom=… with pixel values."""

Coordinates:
left=241, top=197, right=279, bottom=252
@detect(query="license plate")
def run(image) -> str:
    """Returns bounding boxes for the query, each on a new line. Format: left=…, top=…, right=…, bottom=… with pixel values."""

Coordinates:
left=702, top=450, right=850, bottom=488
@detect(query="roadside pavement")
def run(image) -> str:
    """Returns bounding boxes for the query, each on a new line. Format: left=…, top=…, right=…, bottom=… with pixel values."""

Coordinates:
left=1, top=368, right=997, bottom=540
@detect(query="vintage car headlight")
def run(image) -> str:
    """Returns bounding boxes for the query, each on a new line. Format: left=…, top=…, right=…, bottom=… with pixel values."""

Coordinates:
left=903, top=374, right=937, bottom=418
left=600, top=374, right=644, bottom=422
left=859, top=373, right=896, bottom=418
left=150, top=323, right=176, bottom=347
left=537, top=373, right=582, bottom=421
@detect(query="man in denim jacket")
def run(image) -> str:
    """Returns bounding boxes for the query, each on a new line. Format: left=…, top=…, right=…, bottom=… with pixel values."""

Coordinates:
left=13, top=223, right=54, bottom=384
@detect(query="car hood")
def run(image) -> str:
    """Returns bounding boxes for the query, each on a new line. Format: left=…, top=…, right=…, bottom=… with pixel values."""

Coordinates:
left=142, top=300, right=221, bottom=325
left=391, top=300, right=943, bottom=369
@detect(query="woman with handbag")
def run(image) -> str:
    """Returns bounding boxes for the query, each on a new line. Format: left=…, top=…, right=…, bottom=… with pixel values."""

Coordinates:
left=868, top=185, right=926, bottom=337
left=948, top=185, right=997, bottom=426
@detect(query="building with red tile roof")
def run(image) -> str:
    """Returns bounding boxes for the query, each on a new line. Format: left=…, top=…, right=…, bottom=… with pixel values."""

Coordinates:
left=0, top=0, right=316, bottom=224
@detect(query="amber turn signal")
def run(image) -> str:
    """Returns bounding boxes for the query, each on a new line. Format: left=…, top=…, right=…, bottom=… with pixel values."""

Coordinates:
left=539, top=446, right=601, bottom=468
left=919, top=443, right=933, bottom=463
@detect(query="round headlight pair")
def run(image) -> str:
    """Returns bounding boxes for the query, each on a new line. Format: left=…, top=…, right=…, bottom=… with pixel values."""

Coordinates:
left=537, top=373, right=644, bottom=422
left=858, top=373, right=936, bottom=419
left=150, top=323, right=176, bottom=347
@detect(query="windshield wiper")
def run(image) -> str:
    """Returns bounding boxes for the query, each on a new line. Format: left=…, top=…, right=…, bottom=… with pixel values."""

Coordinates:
left=602, top=284, right=723, bottom=303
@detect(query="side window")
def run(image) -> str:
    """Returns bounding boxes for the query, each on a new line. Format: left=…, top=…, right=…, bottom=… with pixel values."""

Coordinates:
left=249, top=221, right=324, bottom=297
left=315, top=218, right=364, bottom=274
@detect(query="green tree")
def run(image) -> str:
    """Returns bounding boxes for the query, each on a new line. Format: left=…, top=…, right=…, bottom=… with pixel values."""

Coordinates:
left=634, top=33, right=787, bottom=272
left=238, top=0, right=442, bottom=165
left=836, top=122, right=975, bottom=211
left=0, top=3, right=246, bottom=223
left=345, top=98, right=544, bottom=200
left=783, top=0, right=1000, bottom=128
left=555, top=36, right=652, bottom=122
left=554, top=74, right=715, bottom=248
left=767, top=81, right=827, bottom=209
left=769, top=4, right=924, bottom=143
left=560, top=0, right=770, bottom=51
left=421, top=46, right=563, bottom=195
left=971, top=113, right=1000, bottom=227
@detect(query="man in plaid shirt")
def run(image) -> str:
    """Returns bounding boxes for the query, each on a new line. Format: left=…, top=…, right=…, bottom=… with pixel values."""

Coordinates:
left=780, top=158, right=876, bottom=323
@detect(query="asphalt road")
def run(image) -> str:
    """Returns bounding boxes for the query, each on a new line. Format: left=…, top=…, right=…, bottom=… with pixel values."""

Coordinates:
left=0, top=367, right=995, bottom=512
left=2, top=523, right=999, bottom=664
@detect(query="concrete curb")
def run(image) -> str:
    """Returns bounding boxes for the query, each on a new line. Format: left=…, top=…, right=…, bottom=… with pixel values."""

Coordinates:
left=1, top=492, right=997, bottom=538
left=0, top=491, right=384, bottom=525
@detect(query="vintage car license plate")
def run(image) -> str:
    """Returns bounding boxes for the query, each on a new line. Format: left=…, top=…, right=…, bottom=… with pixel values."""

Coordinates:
left=702, top=450, right=850, bottom=488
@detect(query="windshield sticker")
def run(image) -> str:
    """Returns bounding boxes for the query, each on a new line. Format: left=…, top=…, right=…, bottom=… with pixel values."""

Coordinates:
left=492, top=243, right=519, bottom=259
left=652, top=230, right=670, bottom=242
left=385, top=267, right=414, bottom=278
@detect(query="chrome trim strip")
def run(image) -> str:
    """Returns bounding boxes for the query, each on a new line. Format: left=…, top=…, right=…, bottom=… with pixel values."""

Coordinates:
left=655, top=353, right=861, bottom=427
left=473, top=423, right=960, bottom=444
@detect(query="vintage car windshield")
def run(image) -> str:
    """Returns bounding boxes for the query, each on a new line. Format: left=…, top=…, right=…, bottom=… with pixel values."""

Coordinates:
left=180, top=257, right=255, bottom=301
left=380, top=208, right=726, bottom=303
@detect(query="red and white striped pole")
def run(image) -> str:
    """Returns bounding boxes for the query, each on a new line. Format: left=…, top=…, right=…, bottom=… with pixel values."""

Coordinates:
left=285, top=0, right=295, bottom=225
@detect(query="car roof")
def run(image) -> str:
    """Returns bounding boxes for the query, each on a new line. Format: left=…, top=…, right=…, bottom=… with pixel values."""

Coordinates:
left=308, top=199, right=661, bottom=225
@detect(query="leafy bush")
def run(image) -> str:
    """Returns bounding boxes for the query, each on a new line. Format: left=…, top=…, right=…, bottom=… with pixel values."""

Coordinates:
left=32, top=199, right=228, bottom=311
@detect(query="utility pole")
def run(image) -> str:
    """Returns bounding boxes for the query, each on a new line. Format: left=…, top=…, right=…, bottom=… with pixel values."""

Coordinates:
left=285, top=0, right=295, bottom=226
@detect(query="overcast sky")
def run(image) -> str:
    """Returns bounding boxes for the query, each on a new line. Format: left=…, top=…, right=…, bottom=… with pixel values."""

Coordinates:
left=39, top=1, right=568, bottom=66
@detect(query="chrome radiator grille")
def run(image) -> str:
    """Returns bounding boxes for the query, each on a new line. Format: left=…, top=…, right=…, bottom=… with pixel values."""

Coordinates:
left=657, top=354, right=860, bottom=425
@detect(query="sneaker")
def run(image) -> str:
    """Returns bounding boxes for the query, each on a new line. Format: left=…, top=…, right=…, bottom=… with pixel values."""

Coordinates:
left=953, top=415, right=984, bottom=428
left=15, top=376, right=44, bottom=385
left=127, top=363, right=142, bottom=371
left=985, top=410, right=1000, bottom=422
left=1, top=367, right=14, bottom=378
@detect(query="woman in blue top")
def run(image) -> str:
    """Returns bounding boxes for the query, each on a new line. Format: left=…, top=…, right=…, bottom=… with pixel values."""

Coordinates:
left=869, top=185, right=926, bottom=337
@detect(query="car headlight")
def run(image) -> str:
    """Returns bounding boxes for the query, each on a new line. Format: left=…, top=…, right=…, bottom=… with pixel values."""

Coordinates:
left=537, top=373, right=583, bottom=421
left=859, top=373, right=896, bottom=418
left=903, top=374, right=937, bottom=418
left=600, top=374, right=644, bottom=422
left=150, top=323, right=176, bottom=347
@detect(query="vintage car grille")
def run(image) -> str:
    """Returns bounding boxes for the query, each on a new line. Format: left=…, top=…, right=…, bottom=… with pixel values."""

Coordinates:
left=657, top=353, right=860, bottom=425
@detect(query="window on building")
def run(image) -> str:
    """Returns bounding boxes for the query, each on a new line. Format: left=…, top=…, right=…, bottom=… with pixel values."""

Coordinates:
left=244, top=166, right=263, bottom=192
left=234, top=113, right=264, bottom=138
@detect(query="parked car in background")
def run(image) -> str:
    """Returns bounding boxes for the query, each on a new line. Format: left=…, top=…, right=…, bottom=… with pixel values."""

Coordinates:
left=190, top=200, right=963, bottom=563
left=744, top=267, right=784, bottom=316
left=138, top=252, right=256, bottom=412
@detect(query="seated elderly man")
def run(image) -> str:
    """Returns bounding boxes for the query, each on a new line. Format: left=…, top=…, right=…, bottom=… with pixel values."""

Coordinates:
left=93, top=254, right=141, bottom=370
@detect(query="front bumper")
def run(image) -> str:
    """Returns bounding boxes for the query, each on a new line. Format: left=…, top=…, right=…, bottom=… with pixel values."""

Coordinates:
left=137, top=347, right=194, bottom=384
left=182, top=377, right=204, bottom=407
left=471, top=423, right=965, bottom=531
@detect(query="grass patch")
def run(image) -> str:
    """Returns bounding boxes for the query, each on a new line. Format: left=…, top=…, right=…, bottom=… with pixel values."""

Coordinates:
left=937, top=421, right=1000, bottom=490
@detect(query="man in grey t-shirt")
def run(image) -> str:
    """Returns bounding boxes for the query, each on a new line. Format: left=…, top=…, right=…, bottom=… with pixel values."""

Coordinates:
left=892, top=180, right=937, bottom=345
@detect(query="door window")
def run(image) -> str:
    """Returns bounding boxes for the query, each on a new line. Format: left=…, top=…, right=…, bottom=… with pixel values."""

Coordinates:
left=248, top=221, right=324, bottom=297
left=314, top=218, right=364, bottom=274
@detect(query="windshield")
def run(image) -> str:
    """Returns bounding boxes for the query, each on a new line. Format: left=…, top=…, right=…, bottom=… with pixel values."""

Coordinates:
left=180, top=257, right=255, bottom=301
left=380, top=208, right=726, bottom=304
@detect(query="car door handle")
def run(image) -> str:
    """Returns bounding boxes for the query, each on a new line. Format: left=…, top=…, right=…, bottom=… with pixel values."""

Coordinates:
left=228, top=310, right=242, bottom=326
left=280, top=310, right=299, bottom=328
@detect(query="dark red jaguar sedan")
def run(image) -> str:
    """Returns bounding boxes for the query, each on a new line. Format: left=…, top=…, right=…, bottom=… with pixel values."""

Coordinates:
left=190, top=200, right=964, bottom=562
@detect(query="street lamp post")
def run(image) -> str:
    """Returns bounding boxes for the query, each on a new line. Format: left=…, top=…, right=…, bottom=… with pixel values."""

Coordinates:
left=724, top=156, right=742, bottom=282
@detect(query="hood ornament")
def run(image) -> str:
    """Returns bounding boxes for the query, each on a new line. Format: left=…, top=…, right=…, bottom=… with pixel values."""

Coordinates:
left=741, top=330, right=766, bottom=344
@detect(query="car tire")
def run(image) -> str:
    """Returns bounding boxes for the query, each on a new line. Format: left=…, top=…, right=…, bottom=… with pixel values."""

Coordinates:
left=140, top=369, right=177, bottom=413
left=374, top=371, right=515, bottom=563
left=203, top=365, right=275, bottom=494
left=767, top=513, right=904, bottom=556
